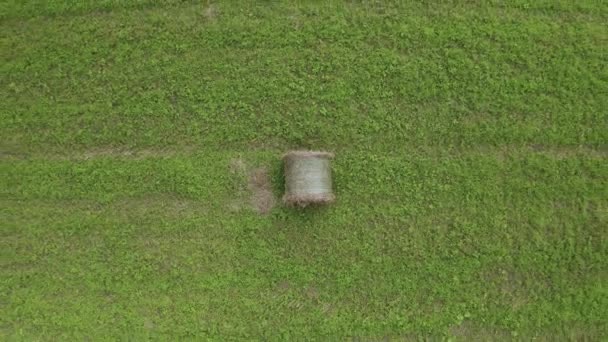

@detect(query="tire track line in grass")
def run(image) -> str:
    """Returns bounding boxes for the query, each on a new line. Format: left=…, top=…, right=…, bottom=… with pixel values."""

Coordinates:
left=1, top=145, right=605, bottom=161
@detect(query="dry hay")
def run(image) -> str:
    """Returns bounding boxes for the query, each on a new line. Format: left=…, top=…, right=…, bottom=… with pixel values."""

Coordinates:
left=282, top=150, right=335, bottom=207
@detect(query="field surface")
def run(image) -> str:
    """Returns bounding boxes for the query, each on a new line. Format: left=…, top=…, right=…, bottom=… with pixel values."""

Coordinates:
left=2, top=1, right=607, bottom=340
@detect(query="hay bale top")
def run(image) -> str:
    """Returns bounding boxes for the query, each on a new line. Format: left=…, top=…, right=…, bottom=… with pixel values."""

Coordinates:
left=282, top=150, right=335, bottom=160
left=282, top=150, right=335, bottom=207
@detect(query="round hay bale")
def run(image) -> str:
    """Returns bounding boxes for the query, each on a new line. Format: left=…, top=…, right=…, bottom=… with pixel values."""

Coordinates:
left=283, top=151, right=335, bottom=207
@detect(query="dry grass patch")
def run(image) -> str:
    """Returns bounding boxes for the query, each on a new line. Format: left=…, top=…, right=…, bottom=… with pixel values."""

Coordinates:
left=248, top=167, right=276, bottom=215
left=227, top=158, right=276, bottom=215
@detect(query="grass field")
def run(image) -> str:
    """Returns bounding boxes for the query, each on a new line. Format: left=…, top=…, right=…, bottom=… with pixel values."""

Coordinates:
left=2, top=0, right=607, bottom=339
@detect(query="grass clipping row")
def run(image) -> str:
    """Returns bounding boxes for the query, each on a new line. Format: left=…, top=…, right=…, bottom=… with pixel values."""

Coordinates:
left=283, top=151, right=335, bottom=207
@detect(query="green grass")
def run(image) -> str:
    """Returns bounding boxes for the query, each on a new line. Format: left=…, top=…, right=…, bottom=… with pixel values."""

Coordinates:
left=2, top=1, right=607, bottom=340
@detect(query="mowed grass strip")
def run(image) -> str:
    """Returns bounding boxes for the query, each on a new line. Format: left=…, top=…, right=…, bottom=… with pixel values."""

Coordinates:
left=3, top=151, right=606, bottom=338
left=2, top=2, right=606, bottom=154
left=1, top=0, right=607, bottom=340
